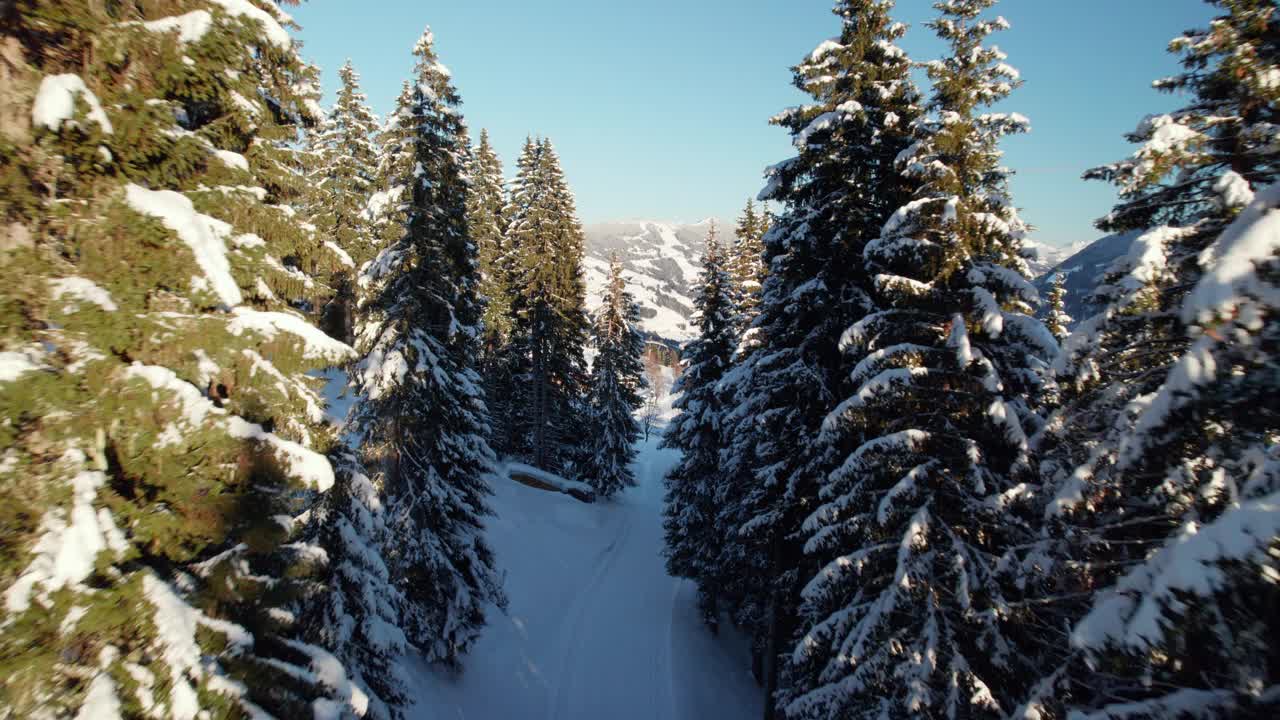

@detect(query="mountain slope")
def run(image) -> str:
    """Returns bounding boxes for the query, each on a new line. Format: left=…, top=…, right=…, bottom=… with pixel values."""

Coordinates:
left=582, top=220, right=718, bottom=343
left=1033, top=231, right=1141, bottom=324
left=1024, top=237, right=1089, bottom=277
left=583, top=221, right=1096, bottom=343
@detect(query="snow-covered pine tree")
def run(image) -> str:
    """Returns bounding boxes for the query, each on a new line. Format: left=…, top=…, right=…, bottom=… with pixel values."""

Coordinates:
left=491, top=137, right=540, bottom=458
left=1043, top=272, right=1071, bottom=342
left=1020, top=3, right=1280, bottom=717
left=349, top=27, right=504, bottom=666
left=713, top=0, right=924, bottom=706
left=468, top=129, right=519, bottom=454
left=365, top=81, right=416, bottom=257
left=713, top=199, right=771, bottom=644
left=662, top=222, right=739, bottom=628
left=784, top=2, right=1058, bottom=717
left=503, top=137, right=591, bottom=473
left=581, top=255, right=645, bottom=498
left=308, top=59, right=381, bottom=344
left=730, top=198, right=769, bottom=325
left=0, top=2, right=369, bottom=717
left=470, top=129, right=513, bottom=355
left=303, top=451, right=410, bottom=720
left=295, top=75, right=420, bottom=720
left=248, top=53, right=342, bottom=322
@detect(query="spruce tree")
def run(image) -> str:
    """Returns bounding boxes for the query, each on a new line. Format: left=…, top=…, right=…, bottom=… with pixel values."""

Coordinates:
left=662, top=222, right=739, bottom=627
left=468, top=129, right=518, bottom=454
left=730, top=198, right=769, bottom=325
left=303, top=452, right=410, bottom=720
left=348, top=27, right=504, bottom=666
left=308, top=59, right=381, bottom=344
left=503, top=137, right=591, bottom=474
left=580, top=256, right=645, bottom=498
left=491, top=137, right=540, bottom=459
left=366, top=82, right=416, bottom=257
left=470, top=129, right=513, bottom=353
left=785, top=2, right=1057, bottom=717
left=297, top=76, right=419, bottom=720
left=714, top=0, right=925, bottom=706
left=1021, top=3, right=1280, bottom=717
left=0, top=2, right=368, bottom=717
left=1043, top=272, right=1071, bottom=342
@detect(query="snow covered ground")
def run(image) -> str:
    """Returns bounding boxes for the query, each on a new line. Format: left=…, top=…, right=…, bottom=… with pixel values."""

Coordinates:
left=407, top=434, right=763, bottom=719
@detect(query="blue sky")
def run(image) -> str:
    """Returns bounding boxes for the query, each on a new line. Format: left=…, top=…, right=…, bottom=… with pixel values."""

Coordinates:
left=290, top=0, right=1210, bottom=248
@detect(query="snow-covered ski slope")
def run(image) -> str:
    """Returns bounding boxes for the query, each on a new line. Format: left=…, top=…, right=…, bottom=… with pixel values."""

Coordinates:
left=407, top=435, right=763, bottom=719
left=583, top=220, right=715, bottom=343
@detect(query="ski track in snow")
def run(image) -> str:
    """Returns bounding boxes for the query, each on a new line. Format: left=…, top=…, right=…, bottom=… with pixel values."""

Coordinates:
left=408, top=434, right=763, bottom=719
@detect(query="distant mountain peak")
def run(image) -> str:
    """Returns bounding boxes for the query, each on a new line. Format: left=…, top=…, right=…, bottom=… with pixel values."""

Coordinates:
left=583, top=220, right=720, bottom=343
left=582, top=222, right=1106, bottom=341
left=1032, top=231, right=1141, bottom=325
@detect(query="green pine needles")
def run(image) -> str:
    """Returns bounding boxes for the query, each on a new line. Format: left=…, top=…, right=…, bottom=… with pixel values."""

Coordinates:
left=1, top=2, right=365, bottom=717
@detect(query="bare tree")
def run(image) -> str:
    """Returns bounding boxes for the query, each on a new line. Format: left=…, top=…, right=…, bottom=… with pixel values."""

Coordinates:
left=640, top=347, right=668, bottom=441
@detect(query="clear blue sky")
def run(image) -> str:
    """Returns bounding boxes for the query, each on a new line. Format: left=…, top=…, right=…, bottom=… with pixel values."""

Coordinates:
left=290, top=0, right=1209, bottom=248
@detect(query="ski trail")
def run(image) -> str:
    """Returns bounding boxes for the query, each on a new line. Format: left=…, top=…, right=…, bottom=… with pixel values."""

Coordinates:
left=407, top=435, right=763, bottom=719
left=546, top=509, right=633, bottom=720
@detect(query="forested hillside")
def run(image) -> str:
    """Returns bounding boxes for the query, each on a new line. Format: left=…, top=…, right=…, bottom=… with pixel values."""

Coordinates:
left=0, top=1, right=1275, bottom=719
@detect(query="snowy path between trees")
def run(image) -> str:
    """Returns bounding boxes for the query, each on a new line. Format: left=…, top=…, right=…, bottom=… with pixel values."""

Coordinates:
left=406, top=435, right=764, bottom=719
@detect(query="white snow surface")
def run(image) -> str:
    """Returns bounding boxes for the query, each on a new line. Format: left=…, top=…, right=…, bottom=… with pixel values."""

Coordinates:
left=5, top=451, right=125, bottom=614
left=32, top=74, right=113, bottom=134
left=212, top=148, right=250, bottom=172
left=76, top=666, right=123, bottom=720
left=504, top=462, right=593, bottom=495
left=51, top=276, right=118, bottom=312
left=323, top=240, right=355, bottom=268
left=125, top=362, right=336, bottom=492
left=139, top=10, right=215, bottom=44
left=583, top=220, right=722, bottom=342
left=125, top=184, right=242, bottom=306
left=208, top=0, right=292, bottom=49
left=1184, top=181, right=1280, bottom=323
left=0, top=349, right=46, bottom=383
left=406, top=434, right=763, bottom=719
left=143, top=572, right=253, bottom=720
left=227, top=307, right=355, bottom=362
left=1072, top=490, right=1280, bottom=654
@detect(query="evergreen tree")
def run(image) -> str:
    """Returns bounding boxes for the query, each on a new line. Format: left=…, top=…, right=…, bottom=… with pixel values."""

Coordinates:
left=503, top=137, right=591, bottom=473
left=349, top=27, right=504, bottom=666
left=308, top=60, right=381, bottom=344
left=714, top=0, right=925, bottom=706
left=468, top=129, right=519, bottom=453
left=1022, top=3, right=1280, bottom=717
left=662, top=223, right=739, bottom=628
left=470, top=129, right=513, bottom=353
left=366, top=82, right=416, bottom=257
left=303, top=452, right=410, bottom=720
left=730, top=198, right=769, bottom=324
left=0, top=2, right=368, bottom=717
left=490, top=137, right=539, bottom=459
left=1043, top=272, right=1071, bottom=342
left=580, top=255, right=645, bottom=498
left=785, top=2, right=1057, bottom=717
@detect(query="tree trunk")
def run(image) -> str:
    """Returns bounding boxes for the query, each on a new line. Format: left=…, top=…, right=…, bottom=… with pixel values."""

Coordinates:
left=762, top=535, right=783, bottom=720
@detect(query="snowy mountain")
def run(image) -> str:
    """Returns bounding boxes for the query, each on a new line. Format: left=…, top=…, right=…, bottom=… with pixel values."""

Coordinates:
left=581, top=224, right=1094, bottom=342
left=1024, top=237, right=1088, bottom=277
left=583, top=220, right=719, bottom=343
left=1033, top=231, right=1140, bottom=324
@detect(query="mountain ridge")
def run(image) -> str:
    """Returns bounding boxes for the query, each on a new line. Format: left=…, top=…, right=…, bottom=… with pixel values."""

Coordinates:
left=584, top=219, right=1097, bottom=342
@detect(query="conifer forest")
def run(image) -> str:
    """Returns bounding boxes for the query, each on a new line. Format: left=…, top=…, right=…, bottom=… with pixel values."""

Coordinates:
left=1, top=1, right=1277, bottom=719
